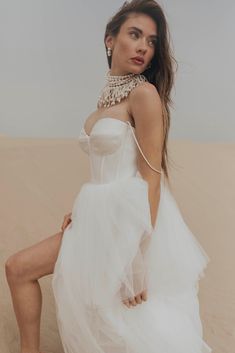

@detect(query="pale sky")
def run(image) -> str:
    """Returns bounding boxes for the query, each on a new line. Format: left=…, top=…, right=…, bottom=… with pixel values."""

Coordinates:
left=0, top=0, right=234, bottom=142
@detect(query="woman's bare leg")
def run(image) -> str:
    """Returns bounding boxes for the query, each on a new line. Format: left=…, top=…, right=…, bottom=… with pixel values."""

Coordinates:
left=5, top=231, right=63, bottom=353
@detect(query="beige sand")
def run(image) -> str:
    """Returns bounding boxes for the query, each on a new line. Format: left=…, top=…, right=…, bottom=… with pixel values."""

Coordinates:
left=1, top=135, right=233, bottom=353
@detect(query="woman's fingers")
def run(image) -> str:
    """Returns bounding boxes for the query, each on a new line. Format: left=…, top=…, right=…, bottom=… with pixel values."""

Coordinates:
left=135, top=293, right=142, bottom=304
left=123, top=298, right=140, bottom=307
left=122, top=290, right=147, bottom=308
left=122, top=299, right=131, bottom=308
left=61, top=213, right=72, bottom=231
left=140, top=289, right=147, bottom=301
left=129, top=297, right=137, bottom=306
left=62, top=220, right=71, bottom=231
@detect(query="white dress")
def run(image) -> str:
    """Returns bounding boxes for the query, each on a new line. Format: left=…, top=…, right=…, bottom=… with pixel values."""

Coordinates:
left=52, top=116, right=212, bottom=353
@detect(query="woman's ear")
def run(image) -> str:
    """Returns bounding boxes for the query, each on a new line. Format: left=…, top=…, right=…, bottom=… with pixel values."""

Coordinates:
left=105, top=35, right=114, bottom=50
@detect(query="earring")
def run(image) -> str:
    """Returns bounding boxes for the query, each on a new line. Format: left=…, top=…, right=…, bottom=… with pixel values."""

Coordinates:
left=107, top=47, right=112, bottom=57
left=147, top=62, right=152, bottom=69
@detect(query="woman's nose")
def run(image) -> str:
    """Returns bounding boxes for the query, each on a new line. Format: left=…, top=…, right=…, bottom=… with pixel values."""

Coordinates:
left=137, top=39, right=148, bottom=53
left=137, top=47, right=147, bottom=56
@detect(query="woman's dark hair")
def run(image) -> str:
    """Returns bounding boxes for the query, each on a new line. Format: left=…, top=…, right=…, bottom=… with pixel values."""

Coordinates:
left=104, top=0, right=178, bottom=182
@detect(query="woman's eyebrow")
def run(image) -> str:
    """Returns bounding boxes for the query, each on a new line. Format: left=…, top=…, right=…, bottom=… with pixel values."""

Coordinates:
left=127, top=26, right=157, bottom=39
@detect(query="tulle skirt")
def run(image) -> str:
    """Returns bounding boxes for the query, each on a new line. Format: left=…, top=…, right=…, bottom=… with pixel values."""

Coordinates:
left=52, top=172, right=212, bottom=353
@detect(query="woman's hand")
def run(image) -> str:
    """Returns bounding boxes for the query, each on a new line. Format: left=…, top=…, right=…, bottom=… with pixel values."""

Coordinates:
left=122, top=289, right=147, bottom=308
left=61, top=212, right=72, bottom=233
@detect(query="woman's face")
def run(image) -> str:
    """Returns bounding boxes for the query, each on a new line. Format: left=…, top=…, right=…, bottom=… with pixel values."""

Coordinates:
left=106, top=13, right=157, bottom=75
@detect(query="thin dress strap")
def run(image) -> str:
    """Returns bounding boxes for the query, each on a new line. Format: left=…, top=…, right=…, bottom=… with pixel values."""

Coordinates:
left=126, top=121, right=162, bottom=174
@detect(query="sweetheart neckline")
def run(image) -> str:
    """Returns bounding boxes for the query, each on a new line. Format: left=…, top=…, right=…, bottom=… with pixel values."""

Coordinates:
left=82, top=117, right=135, bottom=137
left=80, top=116, right=162, bottom=174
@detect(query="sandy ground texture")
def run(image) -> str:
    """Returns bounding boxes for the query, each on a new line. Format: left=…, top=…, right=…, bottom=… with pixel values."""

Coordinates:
left=1, top=134, right=233, bottom=353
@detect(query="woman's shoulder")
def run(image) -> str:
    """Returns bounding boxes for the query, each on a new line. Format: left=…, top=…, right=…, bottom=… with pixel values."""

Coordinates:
left=129, top=81, right=159, bottom=102
left=128, top=81, right=161, bottom=112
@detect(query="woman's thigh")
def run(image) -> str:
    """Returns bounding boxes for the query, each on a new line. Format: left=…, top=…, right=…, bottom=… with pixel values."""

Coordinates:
left=5, top=231, right=64, bottom=281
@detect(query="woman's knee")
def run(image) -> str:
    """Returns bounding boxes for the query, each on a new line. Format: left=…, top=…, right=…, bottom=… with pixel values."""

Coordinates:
left=5, top=231, right=63, bottom=284
left=5, top=252, right=27, bottom=283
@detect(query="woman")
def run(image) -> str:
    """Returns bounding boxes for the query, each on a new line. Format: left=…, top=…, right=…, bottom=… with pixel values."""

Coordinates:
left=5, top=1, right=212, bottom=352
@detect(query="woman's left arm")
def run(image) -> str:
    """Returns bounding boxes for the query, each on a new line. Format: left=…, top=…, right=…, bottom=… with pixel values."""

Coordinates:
left=128, top=82, right=164, bottom=229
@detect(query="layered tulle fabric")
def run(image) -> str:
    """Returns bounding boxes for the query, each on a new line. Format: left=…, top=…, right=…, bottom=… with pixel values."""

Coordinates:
left=146, top=180, right=211, bottom=298
left=52, top=117, right=212, bottom=353
left=53, top=173, right=153, bottom=308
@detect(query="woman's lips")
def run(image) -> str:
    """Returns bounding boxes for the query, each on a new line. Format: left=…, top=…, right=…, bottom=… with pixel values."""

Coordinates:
left=131, top=58, right=144, bottom=65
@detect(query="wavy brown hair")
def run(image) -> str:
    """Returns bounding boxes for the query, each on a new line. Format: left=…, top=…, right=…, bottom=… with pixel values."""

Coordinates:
left=104, top=0, right=178, bottom=183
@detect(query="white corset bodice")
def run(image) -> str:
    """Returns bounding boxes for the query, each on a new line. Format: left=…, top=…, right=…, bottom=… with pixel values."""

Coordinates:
left=78, top=117, right=138, bottom=184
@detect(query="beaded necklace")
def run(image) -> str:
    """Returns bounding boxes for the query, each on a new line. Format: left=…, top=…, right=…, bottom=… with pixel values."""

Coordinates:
left=97, top=70, right=148, bottom=108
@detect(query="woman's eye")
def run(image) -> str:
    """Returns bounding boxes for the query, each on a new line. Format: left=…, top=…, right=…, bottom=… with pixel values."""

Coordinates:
left=130, top=31, right=138, bottom=38
left=149, top=40, right=156, bottom=47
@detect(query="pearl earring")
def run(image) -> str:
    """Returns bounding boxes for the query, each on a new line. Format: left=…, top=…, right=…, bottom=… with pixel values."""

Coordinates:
left=107, top=47, right=112, bottom=57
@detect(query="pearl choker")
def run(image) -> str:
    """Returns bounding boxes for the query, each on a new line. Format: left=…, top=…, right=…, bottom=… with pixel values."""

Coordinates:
left=97, top=70, right=148, bottom=108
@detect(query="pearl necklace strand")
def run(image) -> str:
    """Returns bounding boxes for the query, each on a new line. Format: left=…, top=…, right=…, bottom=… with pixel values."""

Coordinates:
left=97, top=70, right=148, bottom=108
